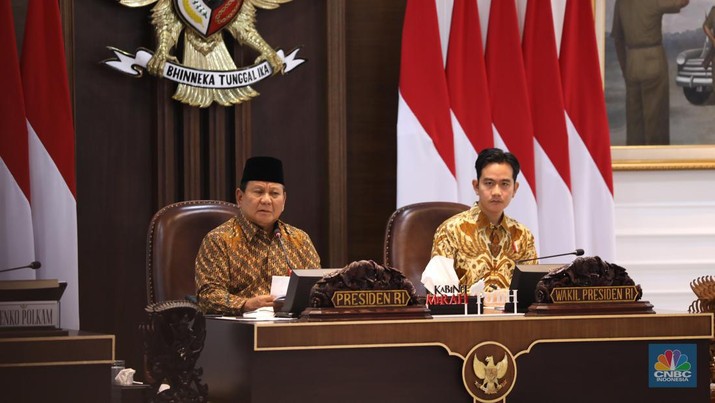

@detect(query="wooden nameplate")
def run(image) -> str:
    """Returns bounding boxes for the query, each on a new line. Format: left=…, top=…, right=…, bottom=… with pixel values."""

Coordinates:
left=525, top=301, right=655, bottom=316
left=300, top=306, right=432, bottom=321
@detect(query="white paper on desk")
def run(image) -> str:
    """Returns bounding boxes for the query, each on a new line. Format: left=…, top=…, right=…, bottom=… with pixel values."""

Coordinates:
left=270, top=275, right=290, bottom=298
left=421, top=255, right=459, bottom=294
left=242, top=306, right=275, bottom=319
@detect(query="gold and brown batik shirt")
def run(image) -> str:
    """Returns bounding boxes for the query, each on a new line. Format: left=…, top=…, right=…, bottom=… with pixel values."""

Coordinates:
left=195, top=211, right=320, bottom=314
left=431, top=204, right=536, bottom=290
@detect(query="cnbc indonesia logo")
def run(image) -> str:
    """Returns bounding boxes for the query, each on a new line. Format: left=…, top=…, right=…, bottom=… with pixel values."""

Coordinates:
left=649, top=344, right=697, bottom=388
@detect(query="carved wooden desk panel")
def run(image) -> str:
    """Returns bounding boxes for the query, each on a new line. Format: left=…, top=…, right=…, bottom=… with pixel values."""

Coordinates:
left=199, top=313, right=713, bottom=403
left=0, top=330, right=115, bottom=402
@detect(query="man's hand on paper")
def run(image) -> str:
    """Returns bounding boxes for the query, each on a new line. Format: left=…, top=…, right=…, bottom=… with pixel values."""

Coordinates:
left=243, top=295, right=275, bottom=313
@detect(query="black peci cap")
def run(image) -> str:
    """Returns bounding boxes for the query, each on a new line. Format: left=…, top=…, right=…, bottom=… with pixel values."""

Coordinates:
left=240, top=156, right=284, bottom=185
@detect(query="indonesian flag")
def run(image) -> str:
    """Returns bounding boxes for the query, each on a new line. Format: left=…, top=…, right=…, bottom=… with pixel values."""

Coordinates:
left=522, top=0, right=576, bottom=257
left=396, top=0, right=615, bottom=262
left=560, top=0, right=616, bottom=261
left=21, top=1, right=80, bottom=329
left=484, top=0, right=540, bottom=245
left=397, top=0, right=458, bottom=206
left=0, top=2, right=35, bottom=280
left=446, top=0, right=494, bottom=206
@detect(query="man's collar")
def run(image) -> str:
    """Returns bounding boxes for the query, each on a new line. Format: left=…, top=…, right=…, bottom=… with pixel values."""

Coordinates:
left=473, top=205, right=507, bottom=230
left=236, top=210, right=284, bottom=241
left=236, top=211, right=259, bottom=240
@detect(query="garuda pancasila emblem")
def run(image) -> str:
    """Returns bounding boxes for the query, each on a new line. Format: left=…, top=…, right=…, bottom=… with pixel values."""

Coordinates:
left=473, top=354, right=508, bottom=394
left=103, top=0, right=304, bottom=107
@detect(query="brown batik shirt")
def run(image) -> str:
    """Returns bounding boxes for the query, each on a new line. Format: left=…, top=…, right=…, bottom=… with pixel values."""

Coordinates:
left=431, top=204, right=536, bottom=290
left=195, top=211, right=321, bottom=314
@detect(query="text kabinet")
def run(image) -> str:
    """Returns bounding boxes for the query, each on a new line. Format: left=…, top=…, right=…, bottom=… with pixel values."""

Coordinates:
left=433, top=284, right=469, bottom=295
left=426, top=285, right=471, bottom=305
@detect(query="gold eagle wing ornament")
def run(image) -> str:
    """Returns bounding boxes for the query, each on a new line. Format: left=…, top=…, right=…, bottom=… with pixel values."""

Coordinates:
left=473, top=354, right=508, bottom=394
left=113, top=0, right=298, bottom=107
left=689, top=275, right=715, bottom=313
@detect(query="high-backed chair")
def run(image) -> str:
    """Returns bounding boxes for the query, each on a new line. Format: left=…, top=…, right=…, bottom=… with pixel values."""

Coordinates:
left=146, top=200, right=241, bottom=304
left=383, top=201, right=470, bottom=295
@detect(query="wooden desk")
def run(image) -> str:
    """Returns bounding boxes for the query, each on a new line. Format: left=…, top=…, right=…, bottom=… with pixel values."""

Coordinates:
left=0, top=330, right=115, bottom=402
left=198, top=313, right=714, bottom=403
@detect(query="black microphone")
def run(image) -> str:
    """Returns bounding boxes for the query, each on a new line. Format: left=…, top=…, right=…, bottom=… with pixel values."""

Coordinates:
left=0, top=261, right=42, bottom=274
left=515, top=249, right=584, bottom=264
left=274, top=229, right=294, bottom=275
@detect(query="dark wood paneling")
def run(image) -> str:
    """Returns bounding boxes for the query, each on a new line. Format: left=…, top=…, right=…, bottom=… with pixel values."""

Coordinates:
left=233, top=103, right=251, bottom=190
left=0, top=331, right=113, bottom=402
left=255, top=314, right=714, bottom=354
left=250, top=0, right=329, bottom=262
left=156, top=80, right=177, bottom=208
left=208, top=107, right=228, bottom=200
left=182, top=106, right=202, bottom=199
left=74, top=0, right=155, bottom=375
left=327, top=1, right=348, bottom=267
left=200, top=315, right=713, bottom=402
left=345, top=0, right=406, bottom=263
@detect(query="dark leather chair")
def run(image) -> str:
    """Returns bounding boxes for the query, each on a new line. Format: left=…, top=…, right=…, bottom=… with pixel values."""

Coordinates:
left=146, top=200, right=241, bottom=304
left=383, top=201, right=470, bottom=295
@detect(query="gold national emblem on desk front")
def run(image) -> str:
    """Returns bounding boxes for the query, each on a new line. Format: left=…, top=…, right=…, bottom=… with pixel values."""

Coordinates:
left=474, top=354, right=508, bottom=394
left=103, top=0, right=305, bottom=107
left=463, top=341, right=516, bottom=402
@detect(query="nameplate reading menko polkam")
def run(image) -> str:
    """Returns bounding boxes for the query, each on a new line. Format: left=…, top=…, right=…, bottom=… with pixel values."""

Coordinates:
left=550, top=286, right=640, bottom=304
left=331, top=290, right=411, bottom=308
left=0, top=301, right=59, bottom=328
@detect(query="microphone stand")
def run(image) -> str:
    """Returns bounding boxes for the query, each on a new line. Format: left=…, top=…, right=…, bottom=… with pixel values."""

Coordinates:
left=0, top=261, right=42, bottom=274
left=516, top=249, right=584, bottom=264
left=274, top=230, right=294, bottom=276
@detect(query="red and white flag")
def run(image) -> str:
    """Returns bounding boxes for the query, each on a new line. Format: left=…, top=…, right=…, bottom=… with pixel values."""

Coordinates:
left=396, top=0, right=615, bottom=262
left=560, top=0, right=616, bottom=261
left=522, top=0, right=576, bottom=257
left=484, top=0, right=540, bottom=245
left=0, top=2, right=35, bottom=280
left=446, top=0, right=494, bottom=206
left=397, top=0, right=458, bottom=206
left=21, top=1, right=79, bottom=329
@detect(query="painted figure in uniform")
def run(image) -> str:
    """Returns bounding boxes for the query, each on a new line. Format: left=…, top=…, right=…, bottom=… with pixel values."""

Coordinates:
left=611, top=0, right=689, bottom=145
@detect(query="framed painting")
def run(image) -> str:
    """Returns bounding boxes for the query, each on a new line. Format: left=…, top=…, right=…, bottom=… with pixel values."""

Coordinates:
left=597, top=0, right=715, bottom=170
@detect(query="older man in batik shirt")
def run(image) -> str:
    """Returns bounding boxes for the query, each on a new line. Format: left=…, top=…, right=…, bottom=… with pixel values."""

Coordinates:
left=195, top=156, right=320, bottom=315
left=431, top=148, right=536, bottom=290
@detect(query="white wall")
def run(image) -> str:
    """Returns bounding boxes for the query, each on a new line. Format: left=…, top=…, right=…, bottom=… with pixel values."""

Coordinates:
left=614, top=169, right=715, bottom=313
